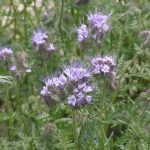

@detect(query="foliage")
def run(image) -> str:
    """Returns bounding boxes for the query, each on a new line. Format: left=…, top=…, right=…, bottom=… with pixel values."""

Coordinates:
left=0, top=0, right=150, bottom=150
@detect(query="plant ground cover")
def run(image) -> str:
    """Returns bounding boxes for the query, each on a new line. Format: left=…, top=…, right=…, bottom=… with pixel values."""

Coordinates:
left=0, top=0, right=150, bottom=150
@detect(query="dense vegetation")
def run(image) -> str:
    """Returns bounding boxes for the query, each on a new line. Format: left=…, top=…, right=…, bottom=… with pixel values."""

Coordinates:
left=0, top=0, right=150, bottom=149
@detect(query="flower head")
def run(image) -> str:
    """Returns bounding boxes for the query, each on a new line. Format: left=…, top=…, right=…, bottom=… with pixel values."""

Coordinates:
left=0, top=48, right=13, bottom=60
left=10, top=65, right=16, bottom=71
left=41, top=62, right=93, bottom=108
left=48, top=43, right=55, bottom=52
left=32, top=30, right=48, bottom=45
left=67, top=82, right=93, bottom=108
left=40, top=86, right=51, bottom=97
left=91, top=55, right=116, bottom=75
left=75, top=24, right=89, bottom=42
left=63, top=63, right=90, bottom=82
left=88, top=12, right=109, bottom=32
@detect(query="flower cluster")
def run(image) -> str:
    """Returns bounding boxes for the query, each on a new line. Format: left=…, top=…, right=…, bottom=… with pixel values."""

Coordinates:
left=90, top=55, right=117, bottom=90
left=88, top=12, right=109, bottom=33
left=75, top=24, right=89, bottom=42
left=40, top=63, right=93, bottom=108
left=32, top=30, right=48, bottom=45
left=0, top=47, right=13, bottom=60
left=91, top=55, right=116, bottom=79
left=67, top=83, right=93, bottom=108
left=32, top=30, right=56, bottom=54
left=76, top=12, right=109, bottom=43
left=63, top=63, right=90, bottom=82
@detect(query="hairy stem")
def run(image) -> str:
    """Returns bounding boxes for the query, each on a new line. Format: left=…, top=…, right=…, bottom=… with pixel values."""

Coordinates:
left=100, top=79, right=106, bottom=119
left=72, top=109, right=79, bottom=150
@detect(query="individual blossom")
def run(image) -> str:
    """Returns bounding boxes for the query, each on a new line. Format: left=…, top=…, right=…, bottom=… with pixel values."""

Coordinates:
left=75, top=24, right=89, bottom=42
left=0, top=47, right=13, bottom=60
left=32, top=30, right=48, bottom=45
left=47, top=43, right=55, bottom=53
left=10, top=65, right=17, bottom=72
left=40, top=86, right=51, bottom=97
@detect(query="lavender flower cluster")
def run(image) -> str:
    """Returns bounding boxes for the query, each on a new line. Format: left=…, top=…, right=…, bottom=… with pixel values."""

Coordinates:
left=32, top=30, right=48, bottom=45
left=40, top=16, right=117, bottom=107
left=91, top=55, right=117, bottom=90
left=91, top=56, right=115, bottom=75
left=40, top=63, right=94, bottom=108
left=0, top=47, right=13, bottom=60
left=0, top=47, right=32, bottom=76
left=76, top=12, right=110, bottom=43
left=76, top=24, right=89, bottom=42
left=67, top=83, right=93, bottom=108
left=32, top=30, right=56, bottom=54
left=88, top=12, right=109, bottom=33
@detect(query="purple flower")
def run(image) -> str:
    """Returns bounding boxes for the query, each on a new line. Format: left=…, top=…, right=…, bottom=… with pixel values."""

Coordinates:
left=58, top=74, right=67, bottom=85
left=48, top=43, right=55, bottom=52
left=63, top=63, right=90, bottom=82
left=86, top=96, right=92, bottom=104
left=91, top=55, right=117, bottom=87
left=83, top=85, right=93, bottom=93
left=41, top=63, right=93, bottom=108
left=101, top=65, right=110, bottom=73
left=67, top=95, right=77, bottom=107
left=0, top=48, right=13, bottom=60
left=67, top=90, right=92, bottom=108
left=77, top=92, right=84, bottom=99
left=45, top=74, right=67, bottom=88
left=67, top=82, right=93, bottom=108
left=75, top=24, right=89, bottom=42
left=32, top=30, right=48, bottom=45
left=88, top=12, right=109, bottom=32
left=40, top=86, right=51, bottom=96
left=10, top=65, right=16, bottom=71
left=104, top=56, right=115, bottom=66
left=78, top=83, right=86, bottom=89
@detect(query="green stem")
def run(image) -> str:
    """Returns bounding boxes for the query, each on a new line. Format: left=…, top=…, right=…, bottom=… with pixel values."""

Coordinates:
left=11, top=0, right=17, bottom=40
left=16, top=80, right=29, bottom=135
left=6, top=85, right=13, bottom=140
left=100, top=79, right=106, bottom=119
left=100, top=79, right=108, bottom=149
left=43, top=59, right=48, bottom=75
left=59, top=0, right=67, bottom=58
left=72, top=109, right=79, bottom=150
left=23, top=0, right=28, bottom=46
